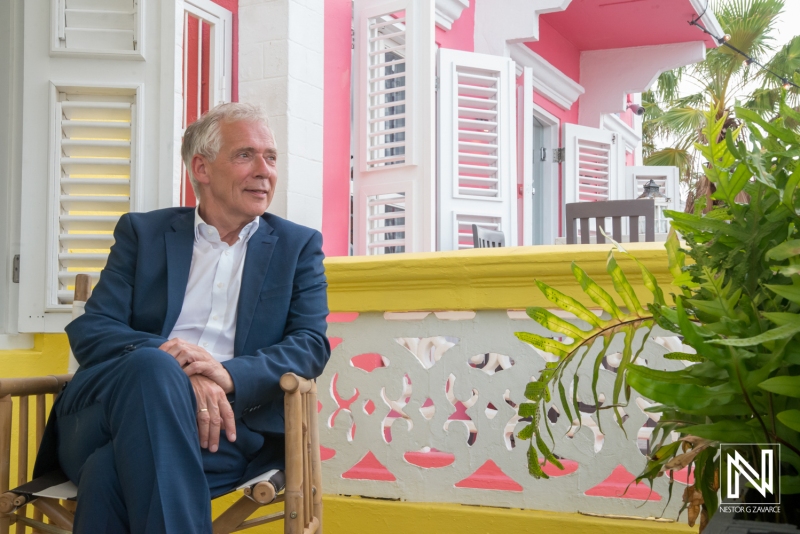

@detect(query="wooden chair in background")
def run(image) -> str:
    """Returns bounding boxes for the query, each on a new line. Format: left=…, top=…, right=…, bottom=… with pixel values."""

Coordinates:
left=565, top=198, right=655, bottom=245
left=0, top=274, right=323, bottom=534
left=471, top=224, right=505, bottom=248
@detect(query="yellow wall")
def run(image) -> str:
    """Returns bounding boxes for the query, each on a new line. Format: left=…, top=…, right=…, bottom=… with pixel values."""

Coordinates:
left=212, top=495, right=694, bottom=533
left=0, top=334, right=70, bottom=378
left=325, top=242, right=672, bottom=312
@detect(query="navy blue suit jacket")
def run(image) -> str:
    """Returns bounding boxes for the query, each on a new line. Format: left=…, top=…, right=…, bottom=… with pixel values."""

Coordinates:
left=65, top=207, right=331, bottom=434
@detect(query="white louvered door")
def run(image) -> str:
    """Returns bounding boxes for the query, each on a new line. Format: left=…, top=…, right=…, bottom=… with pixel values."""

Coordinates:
left=353, top=0, right=435, bottom=255
left=50, top=90, right=136, bottom=307
left=437, top=48, right=516, bottom=250
left=562, top=123, right=619, bottom=205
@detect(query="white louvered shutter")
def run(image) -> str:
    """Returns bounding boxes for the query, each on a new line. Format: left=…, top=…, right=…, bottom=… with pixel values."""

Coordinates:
left=353, top=0, right=435, bottom=255
left=54, top=0, right=140, bottom=55
left=562, top=123, right=619, bottom=205
left=437, top=48, right=516, bottom=251
left=51, top=90, right=136, bottom=306
left=625, top=166, right=681, bottom=234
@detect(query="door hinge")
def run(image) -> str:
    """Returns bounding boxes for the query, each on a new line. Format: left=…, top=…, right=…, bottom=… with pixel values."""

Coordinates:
left=351, top=29, right=355, bottom=49
left=553, top=148, right=565, bottom=163
left=435, top=76, right=439, bottom=92
left=12, top=254, right=20, bottom=283
left=612, top=134, right=617, bottom=143
left=540, top=147, right=547, bottom=162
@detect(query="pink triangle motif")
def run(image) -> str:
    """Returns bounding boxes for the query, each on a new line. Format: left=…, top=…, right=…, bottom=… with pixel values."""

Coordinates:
left=585, top=465, right=662, bottom=500
left=455, top=460, right=522, bottom=492
left=342, top=451, right=396, bottom=481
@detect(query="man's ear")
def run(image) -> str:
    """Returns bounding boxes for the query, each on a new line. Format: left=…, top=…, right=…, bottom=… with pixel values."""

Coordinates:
left=191, top=154, right=212, bottom=186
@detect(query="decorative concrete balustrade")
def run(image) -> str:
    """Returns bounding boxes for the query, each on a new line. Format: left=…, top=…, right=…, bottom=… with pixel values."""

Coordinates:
left=320, top=243, right=694, bottom=519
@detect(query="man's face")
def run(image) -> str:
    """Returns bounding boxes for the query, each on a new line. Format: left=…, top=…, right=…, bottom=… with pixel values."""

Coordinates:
left=196, top=120, right=277, bottom=223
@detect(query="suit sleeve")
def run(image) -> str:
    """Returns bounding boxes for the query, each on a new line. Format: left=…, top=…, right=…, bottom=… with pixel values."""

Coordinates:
left=222, top=230, right=331, bottom=419
left=65, top=213, right=168, bottom=369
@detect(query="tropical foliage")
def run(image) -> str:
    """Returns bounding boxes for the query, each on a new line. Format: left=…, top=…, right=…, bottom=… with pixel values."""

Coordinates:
left=643, top=0, right=800, bottom=204
left=515, top=100, right=800, bottom=530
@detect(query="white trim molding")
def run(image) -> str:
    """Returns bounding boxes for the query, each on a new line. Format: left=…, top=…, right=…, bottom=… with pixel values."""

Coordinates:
left=688, top=0, right=724, bottom=43
left=579, top=42, right=706, bottom=128
left=0, top=334, right=35, bottom=350
left=474, top=0, right=570, bottom=57
left=435, top=0, right=469, bottom=31
left=601, top=112, right=641, bottom=153
left=508, top=43, right=584, bottom=110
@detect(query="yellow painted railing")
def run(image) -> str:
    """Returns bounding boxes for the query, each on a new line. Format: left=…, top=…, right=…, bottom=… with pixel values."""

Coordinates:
left=326, top=242, right=671, bottom=312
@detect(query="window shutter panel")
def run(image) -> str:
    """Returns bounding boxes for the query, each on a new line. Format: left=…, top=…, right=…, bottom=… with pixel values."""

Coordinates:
left=562, top=123, right=618, bottom=205
left=625, top=165, right=680, bottom=234
left=56, top=0, right=139, bottom=53
left=437, top=48, right=516, bottom=251
left=353, top=0, right=435, bottom=255
left=52, top=91, right=135, bottom=307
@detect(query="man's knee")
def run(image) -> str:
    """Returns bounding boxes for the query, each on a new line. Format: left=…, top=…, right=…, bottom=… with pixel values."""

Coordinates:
left=120, top=347, right=187, bottom=387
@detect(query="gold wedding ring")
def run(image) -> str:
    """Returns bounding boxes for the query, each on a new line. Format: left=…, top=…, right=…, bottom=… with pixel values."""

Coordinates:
left=198, top=408, right=209, bottom=413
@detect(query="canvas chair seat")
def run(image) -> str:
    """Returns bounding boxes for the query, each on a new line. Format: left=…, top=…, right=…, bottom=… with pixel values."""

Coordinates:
left=5, top=467, right=288, bottom=509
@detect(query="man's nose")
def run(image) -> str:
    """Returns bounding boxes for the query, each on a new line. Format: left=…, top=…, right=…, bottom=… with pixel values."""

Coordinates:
left=254, top=155, right=271, bottom=177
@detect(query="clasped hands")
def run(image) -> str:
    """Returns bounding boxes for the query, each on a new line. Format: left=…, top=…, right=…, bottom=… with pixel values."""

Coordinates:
left=159, top=338, right=235, bottom=453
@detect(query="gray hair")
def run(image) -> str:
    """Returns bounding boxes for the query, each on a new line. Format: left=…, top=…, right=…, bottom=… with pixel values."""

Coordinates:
left=181, top=102, right=272, bottom=198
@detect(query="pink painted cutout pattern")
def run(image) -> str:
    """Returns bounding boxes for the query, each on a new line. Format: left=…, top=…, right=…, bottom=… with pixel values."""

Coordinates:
left=328, top=372, right=358, bottom=441
left=585, top=465, right=662, bottom=500
left=342, top=451, right=396, bottom=481
left=350, top=353, right=388, bottom=372
left=404, top=447, right=456, bottom=469
left=455, top=460, right=523, bottom=492
left=320, top=445, right=336, bottom=461
left=327, top=312, right=359, bottom=323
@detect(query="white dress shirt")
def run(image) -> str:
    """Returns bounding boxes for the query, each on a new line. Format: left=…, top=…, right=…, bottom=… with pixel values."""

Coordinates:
left=168, top=209, right=260, bottom=363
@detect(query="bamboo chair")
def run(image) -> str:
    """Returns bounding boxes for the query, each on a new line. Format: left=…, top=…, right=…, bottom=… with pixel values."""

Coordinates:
left=0, top=275, right=322, bottom=534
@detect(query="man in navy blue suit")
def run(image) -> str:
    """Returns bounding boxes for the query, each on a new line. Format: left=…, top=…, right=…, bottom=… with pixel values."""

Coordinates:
left=36, top=103, right=330, bottom=532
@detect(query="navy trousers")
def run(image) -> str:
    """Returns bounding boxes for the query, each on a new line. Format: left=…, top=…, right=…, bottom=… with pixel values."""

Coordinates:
left=54, top=348, right=284, bottom=533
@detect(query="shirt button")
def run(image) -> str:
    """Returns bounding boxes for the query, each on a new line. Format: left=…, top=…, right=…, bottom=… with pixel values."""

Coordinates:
left=212, top=315, right=218, bottom=321
left=203, top=342, right=209, bottom=347
left=217, top=282, right=224, bottom=288
left=224, top=250, right=229, bottom=256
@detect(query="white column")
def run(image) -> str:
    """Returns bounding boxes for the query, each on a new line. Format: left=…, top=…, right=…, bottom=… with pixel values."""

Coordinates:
left=239, top=0, right=325, bottom=230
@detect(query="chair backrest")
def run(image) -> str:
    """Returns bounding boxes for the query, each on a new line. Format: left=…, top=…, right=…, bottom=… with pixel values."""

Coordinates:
left=565, top=199, right=655, bottom=245
left=68, top=274, right=93, bottom=373
left=471, top=224, right=505, bottom=248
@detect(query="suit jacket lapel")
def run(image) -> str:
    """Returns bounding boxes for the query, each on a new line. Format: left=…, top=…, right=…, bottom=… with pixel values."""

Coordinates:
left=161, top=210, right=196, bottom=337
left=234, top=216, right=277, bottom=356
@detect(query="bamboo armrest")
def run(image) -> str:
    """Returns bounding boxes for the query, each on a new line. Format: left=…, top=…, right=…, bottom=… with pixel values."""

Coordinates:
left=0, top=374, right=73, bottom=398
left=279, top=373, right=313, bottom=394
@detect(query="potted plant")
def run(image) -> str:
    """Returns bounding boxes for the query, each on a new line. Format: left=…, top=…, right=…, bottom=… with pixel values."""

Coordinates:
left=514, top=99, right=800, bottom=531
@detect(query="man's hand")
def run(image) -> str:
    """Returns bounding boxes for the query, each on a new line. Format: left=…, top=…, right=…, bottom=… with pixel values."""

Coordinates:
left=160, top=338, right=235, bottom=394
left=189, top=375, right=236, bottom=452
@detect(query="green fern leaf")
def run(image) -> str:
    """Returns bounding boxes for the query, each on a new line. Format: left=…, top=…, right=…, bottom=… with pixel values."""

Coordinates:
left=535, top=280, right=604, bottom=328
left=526, top=307, right=590, bottom=340
left=571, top=263, right=626, bottom=320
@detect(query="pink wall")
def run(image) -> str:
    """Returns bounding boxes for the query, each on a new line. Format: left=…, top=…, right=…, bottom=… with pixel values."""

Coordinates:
left=322, top=0, right=352, bottom=257
left=435, top=2, right=475, bottom=52
left=525, top=20, right=580, bottom=83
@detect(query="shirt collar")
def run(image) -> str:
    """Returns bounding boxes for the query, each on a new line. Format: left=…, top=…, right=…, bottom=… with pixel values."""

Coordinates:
left=194, top=207, right=260, bottom=245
